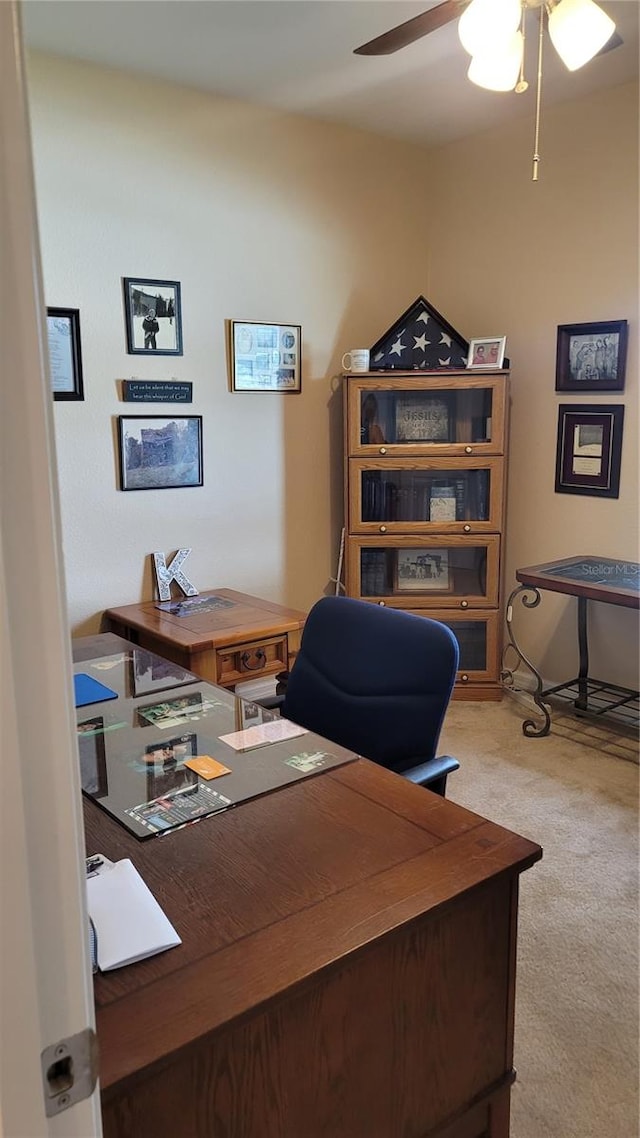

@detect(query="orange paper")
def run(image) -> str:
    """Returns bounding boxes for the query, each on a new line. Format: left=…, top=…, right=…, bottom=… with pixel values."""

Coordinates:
left=183, top=755, right=231, bottom=780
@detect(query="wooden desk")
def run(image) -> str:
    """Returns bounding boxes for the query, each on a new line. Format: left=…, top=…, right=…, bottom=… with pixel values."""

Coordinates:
left=103, top=588, right=306, bottom=689
left=75, top=636, right=541, bottom=1138
left=504, top=555, right=639, bottom=737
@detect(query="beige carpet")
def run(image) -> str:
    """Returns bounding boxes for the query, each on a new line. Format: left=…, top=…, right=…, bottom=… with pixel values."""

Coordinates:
left=439, top=694, right=639, bottom=1138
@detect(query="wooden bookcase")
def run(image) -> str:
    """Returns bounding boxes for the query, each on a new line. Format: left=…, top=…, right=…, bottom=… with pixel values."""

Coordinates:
left=343, top=370, right=510, bottom=700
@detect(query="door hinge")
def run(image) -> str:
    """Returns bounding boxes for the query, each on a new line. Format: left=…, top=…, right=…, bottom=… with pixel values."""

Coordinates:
left=41, top=1027, right=99, bottom=1117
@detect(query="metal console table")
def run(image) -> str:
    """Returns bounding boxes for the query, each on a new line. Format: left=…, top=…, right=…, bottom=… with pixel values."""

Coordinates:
left=503, top=555, right=639, bottom=737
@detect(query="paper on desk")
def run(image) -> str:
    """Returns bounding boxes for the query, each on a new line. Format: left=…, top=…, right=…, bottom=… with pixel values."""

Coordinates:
left=219, top=718, right=308, bottom=751
left=86, top=858, right=181, bottom=971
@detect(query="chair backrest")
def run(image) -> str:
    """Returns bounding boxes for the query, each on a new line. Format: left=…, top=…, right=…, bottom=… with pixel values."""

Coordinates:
left=282, top=596, right=459, bottom=774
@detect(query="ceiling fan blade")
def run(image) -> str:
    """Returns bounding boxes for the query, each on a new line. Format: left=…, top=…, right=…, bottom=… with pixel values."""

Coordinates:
left=354, top=0, right=465, bottom=56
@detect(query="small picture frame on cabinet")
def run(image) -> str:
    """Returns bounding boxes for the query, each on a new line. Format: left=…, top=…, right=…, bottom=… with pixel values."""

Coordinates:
left=467, top=337, right=506, bottom=370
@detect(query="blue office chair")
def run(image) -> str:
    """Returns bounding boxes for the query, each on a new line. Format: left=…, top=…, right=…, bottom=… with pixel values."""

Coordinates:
left=264, top=596, right=460, bottom=796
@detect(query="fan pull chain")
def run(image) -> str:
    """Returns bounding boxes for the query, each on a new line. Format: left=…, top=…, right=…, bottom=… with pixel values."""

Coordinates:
left=532, top=6, right=545, bottom=181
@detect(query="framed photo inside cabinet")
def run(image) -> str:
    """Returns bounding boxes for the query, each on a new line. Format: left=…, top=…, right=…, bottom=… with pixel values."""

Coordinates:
left=555, top=404, right=624, bottom=498
left=76, top=717, right=108, bottom=799
left=395, top=393, right=452, bottom=443
left=117, top=415, right=203, bottom=491
left=394, top=549, right=452, bottom=592
left=123, top=277, right=183, bottom=355
left=555, top=320, right=627, bottom=391
left=467, top=337, right=506, bottom=370
left=46, top=308, right=84, bottom=400
left=229, top=320, right=301, bottom=392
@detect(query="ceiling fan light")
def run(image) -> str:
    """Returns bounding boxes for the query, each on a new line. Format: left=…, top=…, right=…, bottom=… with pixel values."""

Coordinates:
left=458, top=0, right=522, bottom=56
left=548, top=0, right=616, bottom=70
left=467, top=30, right=524, bottom=90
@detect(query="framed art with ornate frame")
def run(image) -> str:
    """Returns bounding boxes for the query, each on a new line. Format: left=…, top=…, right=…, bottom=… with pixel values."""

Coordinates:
left=555, top=403, right=624, bottom=498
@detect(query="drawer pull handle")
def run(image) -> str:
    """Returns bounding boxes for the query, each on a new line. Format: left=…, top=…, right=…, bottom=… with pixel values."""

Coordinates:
left=461, top=673, right=469, bottom=683
left=240, top=649, right=266, bottom=671
left=379, top=525, right=387, bottom=533
left=465, top=446, right=473, bottom=454
left=463, top=524, right=471, bottom=533
left=379, top=447, right=387, bottom=455
left=460, top=600, right=469, bottom=609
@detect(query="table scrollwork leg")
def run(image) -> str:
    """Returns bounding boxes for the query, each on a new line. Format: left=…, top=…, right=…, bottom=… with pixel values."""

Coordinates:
left=501, top=584, right=551, bottom=738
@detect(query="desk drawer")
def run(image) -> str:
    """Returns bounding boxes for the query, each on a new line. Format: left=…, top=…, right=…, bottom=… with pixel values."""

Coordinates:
left=216, top=635, right=289, bottom=687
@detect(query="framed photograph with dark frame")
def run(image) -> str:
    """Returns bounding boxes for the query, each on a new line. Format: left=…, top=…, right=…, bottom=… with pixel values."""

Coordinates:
left=555, top=404, right=624, bottom=498
left=46, top=308, right=84, bottom=400
left=117, top=415, right=203, bottom=491
left=555, top=320, right=627, bottom=392
left=123, top=277, right=183, bottom=356
left=229, top=320, right=301, bottom=392
left=467, top=336, right=506, bottom=370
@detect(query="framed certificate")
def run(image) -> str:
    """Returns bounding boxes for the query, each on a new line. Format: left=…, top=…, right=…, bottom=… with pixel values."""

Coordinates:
left=46, top=307, right=84, bottom=401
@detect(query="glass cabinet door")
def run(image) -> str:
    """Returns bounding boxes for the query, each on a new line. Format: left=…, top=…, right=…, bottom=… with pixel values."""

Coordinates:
left=405, top=610, right=500, bottom=684
left=350, top=457, right=504, bottom=533
left=347, top=536, right=500, bottom=609
left=346, top=374, right=507, bottom=456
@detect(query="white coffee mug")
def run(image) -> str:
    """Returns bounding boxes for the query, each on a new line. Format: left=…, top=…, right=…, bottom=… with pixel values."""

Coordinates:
left=342, top=348, right=370, bottom=373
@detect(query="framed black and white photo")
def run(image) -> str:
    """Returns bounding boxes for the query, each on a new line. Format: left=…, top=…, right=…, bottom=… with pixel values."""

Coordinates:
left=123, top=277, right=182, bottom=355
left=394, top=549, right=452, bottom=592
left=229, top=320, right=301, bottom=392
left=555, top=320, right=627, bottom=391
left=555, top=404, right=624, bottom=498
left=46, top=308, right=84, bottom=400
left=117, top=415, right=203, bottom=491
left=467, top=336, right=506, bottom=370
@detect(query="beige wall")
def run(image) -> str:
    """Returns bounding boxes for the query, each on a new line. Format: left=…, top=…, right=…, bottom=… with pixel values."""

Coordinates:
left=28, top=54, right=638, bottom=691
left=428, top=82, right=639, bottom=690
left=27, top=54, right=431, bottom=631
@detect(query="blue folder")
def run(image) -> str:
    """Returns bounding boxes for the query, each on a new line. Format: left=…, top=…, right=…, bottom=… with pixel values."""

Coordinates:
left=74, top=673, right=118, bottom=708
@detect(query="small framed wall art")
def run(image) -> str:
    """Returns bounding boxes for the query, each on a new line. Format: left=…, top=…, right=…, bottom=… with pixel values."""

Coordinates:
left=123, top=277, right=183, bottom=356
left=46, top=307, right=84, bottom=400
left=554, top=403, right=624, bottom=498
left=467, top=336, right=507, bottom=370
left=117, top=415, right=203, bottom=491
left=229, top=320, right=301, bottom=392
left=555, top=319, right=627, bottom=392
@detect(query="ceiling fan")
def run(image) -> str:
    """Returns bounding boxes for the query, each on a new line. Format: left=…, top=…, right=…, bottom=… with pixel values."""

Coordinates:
left=354, top=0, right=622, bottom=63
left=354, top=0, right=621, bottom=180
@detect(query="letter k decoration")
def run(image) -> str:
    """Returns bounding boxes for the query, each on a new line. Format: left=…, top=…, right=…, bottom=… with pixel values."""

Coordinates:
left=153, top=549, right=198, bottom=601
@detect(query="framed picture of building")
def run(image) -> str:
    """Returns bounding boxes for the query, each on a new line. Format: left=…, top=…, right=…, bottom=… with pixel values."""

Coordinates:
left=117, top=415, right=203, bottom=491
